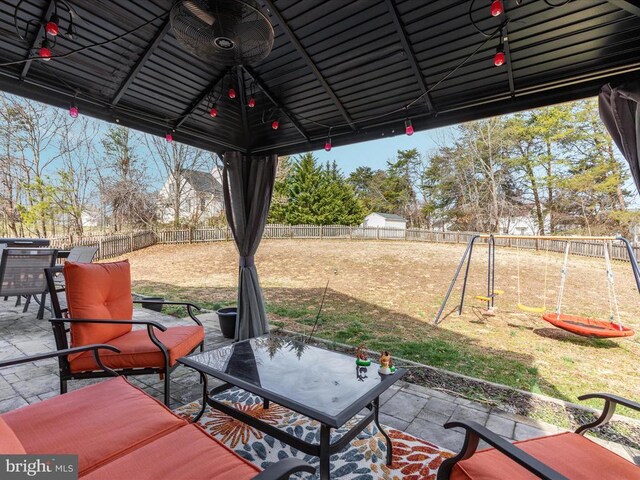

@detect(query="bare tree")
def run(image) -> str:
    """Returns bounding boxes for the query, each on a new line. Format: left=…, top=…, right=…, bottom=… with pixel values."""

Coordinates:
left=145, top=135, right=218, bottom=227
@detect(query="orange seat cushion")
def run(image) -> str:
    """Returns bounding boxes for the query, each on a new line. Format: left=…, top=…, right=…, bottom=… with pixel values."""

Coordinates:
left=83, top=424, right=260, bottom=480
left=64, top=260, right=134, bottom=355
left=450, top=432, right=640, bottom=480
left=69, top=325, right=204, bottom=372
left=2, top=377, right=186, bottom=475
left=0, top=417, right=25, bottom=454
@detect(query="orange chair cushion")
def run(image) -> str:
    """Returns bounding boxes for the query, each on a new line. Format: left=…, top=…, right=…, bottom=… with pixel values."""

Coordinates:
left=2, top=377, right=186, bottom=476
left=69, top=325, right=204, bottom=372
left=0, top=417, right=25, bottom=454
left=450, top=432, right=640, bottom=480
left=83, top=424, right=260, bottom=480
left=65, top=260, right=134, bottom=353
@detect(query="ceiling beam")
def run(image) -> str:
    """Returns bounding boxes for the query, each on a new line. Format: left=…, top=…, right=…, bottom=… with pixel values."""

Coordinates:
left=262, top=0, right=356, bottom=130
left=503, top=24, right=515, bottom=97
left=174, top=67, right=230, bottom=130
left=111, top=17, right=171, bottom=106
left=384, top=0, right=435, bottom=112
left=242, top=66, right=310, bottom=142
left=20, top=0, right=56, bottom=80
left=237, top=66, right=250, bottom=150
left=608, top=0, right=640, bottom=17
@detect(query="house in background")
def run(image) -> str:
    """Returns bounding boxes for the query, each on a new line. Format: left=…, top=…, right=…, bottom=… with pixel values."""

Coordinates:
left=363, top=212, right=408, bottom=230
left=158, top=168, right=224, bottom=225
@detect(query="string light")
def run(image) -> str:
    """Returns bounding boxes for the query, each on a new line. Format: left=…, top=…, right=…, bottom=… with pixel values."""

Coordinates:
left=494, top=28, right=505, bottom=66
left=165, top=131, right=173, bottom=142
left=69, top=100, right=78, bottom=118
left=324, top=136, right=332, bottom=152
left=228, top=87, right=236, bottom=99
left=45, top=15, right=60, bottom=36
left=490, top=0, right=503, bottom=17
left=405, top=119, right=414, bottom=136
left=209, top=105, right=218, bottom=117
left=39, top=40, right=52, bottom=61
left=271, top=119, right=279, bottom=130
left=248, top=97, right=255, bottom=108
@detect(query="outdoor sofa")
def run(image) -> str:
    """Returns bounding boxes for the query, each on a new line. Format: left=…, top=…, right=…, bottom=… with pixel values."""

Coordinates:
left=0, top=345, right=314, bottom=480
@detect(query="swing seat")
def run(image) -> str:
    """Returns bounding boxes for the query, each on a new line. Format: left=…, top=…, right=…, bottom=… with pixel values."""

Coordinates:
left=542, top=313, right=635, bottom=339
left=517, top=303, right=546, bottom=314
left=474, top=290, right=504, bottom=301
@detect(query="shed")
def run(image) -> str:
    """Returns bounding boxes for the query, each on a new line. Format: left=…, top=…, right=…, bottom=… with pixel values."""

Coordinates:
left=363, top=213, right=407, bottom=230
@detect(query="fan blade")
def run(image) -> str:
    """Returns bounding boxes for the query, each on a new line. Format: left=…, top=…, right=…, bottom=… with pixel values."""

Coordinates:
left=184, top=0, right=216, bottom=26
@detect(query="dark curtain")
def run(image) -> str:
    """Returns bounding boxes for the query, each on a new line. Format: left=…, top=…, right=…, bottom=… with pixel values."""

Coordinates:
left=598, top=82, right=640, bottom=192
left=222, top=152, right=278, bottom=341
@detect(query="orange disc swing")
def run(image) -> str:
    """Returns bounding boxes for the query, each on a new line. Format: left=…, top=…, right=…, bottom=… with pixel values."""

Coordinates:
left=542, top=240, right=635, bottom=339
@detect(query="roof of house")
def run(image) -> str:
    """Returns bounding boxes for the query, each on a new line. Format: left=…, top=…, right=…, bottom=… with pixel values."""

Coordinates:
left=182, top=170, right=221, bottom=194
left=369, top=212, right=407, bottom=222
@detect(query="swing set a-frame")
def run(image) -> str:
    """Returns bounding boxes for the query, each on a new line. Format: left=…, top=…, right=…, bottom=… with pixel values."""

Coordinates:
left=434, top=234, right=639, bottom=338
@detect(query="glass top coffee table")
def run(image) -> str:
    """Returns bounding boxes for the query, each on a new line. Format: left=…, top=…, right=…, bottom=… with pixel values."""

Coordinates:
left=179, top=337, right=405, bottom=480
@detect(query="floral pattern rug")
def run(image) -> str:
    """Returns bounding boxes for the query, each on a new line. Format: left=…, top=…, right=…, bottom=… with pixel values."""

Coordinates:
left=175, top=387, right=453, bottom=479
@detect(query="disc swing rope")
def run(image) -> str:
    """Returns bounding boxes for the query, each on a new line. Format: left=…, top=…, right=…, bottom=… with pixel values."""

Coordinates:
left=516, top=238, right=550, bottom=314
left=542, top=240, right=635, bottom=338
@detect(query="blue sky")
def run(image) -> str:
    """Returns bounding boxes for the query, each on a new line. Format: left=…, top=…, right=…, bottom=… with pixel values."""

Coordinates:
left=310, top=127, right=454, bottom=174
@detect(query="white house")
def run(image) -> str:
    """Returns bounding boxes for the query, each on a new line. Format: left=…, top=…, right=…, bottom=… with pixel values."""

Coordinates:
left=363, top=212, right=408, bottom=229
left=158, top=168, right=224, bottom=225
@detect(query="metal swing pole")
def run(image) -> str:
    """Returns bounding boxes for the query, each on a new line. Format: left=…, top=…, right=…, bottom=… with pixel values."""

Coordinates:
left=617, top=236, right=640, bottom=296
left=488, top=234, right=496, bottom=309
left=434, top=235, right=479, bottom=325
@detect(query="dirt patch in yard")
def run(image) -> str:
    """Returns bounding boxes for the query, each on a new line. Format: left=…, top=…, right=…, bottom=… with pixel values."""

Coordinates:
left=118, top=239, right=640, bottom=434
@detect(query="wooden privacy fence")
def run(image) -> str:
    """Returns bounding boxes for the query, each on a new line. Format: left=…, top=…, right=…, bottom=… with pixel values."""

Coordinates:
left=48, top=226, right=640, bottom=263
left=49, top=231, right=156, bottom=260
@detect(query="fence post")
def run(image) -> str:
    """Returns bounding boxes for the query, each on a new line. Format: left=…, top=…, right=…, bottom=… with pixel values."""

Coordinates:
left=188, top=227, right=193, bottom=244
left=320, top=225, right=324, bottom=240
left=129, top=232, right=134, bottom=252
left=98, top=238, right=103, bottom=261
left=376, top=227, right=380, bottom=240
left=290, top=225, right=293, bottom=239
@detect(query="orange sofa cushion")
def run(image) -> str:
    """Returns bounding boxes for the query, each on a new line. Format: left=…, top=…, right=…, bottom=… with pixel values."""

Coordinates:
left=69, top=325, right=204, bottom=372
left=64, top=260, right=134, bottom=353
left=83, top=424, right=260, bottom=480
left=450, top=432, right=640, bottom=480
left=0, top=417, right=25, bottom=454
left=2, top=377, right=186, bottom=476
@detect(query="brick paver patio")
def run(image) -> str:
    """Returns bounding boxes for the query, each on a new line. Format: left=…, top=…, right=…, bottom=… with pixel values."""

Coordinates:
left=1, top=297, right=638, bottom=465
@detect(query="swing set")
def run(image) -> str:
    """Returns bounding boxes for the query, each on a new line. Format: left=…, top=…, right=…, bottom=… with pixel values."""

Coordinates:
left=434, top=234, right=639, bottom=338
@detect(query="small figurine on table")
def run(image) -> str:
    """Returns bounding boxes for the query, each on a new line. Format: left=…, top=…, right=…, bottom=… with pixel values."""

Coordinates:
left=379, top=350, right=396, bottom=375
left=355, top=345, right=371, bottom=366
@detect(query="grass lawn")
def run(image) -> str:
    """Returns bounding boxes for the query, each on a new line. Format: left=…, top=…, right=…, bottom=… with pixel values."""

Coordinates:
left=119, top=239, right=640, bottom=420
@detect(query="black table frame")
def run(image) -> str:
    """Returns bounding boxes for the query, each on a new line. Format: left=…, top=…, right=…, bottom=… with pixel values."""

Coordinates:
left=180, top=347, right=405, bottom=480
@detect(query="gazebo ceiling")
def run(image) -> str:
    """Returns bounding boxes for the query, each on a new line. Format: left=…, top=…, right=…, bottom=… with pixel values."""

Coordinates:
left=1, top=0, right=640, bottom=156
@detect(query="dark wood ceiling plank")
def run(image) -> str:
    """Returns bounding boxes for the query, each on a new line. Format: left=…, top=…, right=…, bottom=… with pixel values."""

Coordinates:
left=383, top=0, right=434, bottom=112
left=609, top=0, right=640, bottom=17
left=110, top=16, right=171, bottom=105
left=263, top=0, right=356, bottom=130
left=174, top=67, right=231, bottom=130
left=243, top=65, right=310, bottom=142
left=20, top=0, right=56, bottom=80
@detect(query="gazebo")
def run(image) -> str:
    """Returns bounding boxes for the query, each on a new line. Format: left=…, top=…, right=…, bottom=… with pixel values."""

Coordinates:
left=2, top=0, right=640, bottom=341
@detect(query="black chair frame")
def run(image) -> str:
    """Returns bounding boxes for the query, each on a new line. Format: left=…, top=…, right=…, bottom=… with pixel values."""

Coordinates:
left=45, top=266, right=205, bottom=406
left=0, top=347, right=315, bottom=480
left=437, top=393, right=640, bottom=480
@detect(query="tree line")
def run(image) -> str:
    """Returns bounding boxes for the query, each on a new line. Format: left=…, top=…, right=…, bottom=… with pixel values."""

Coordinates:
left=271, top=99, right=636, bottom=235
left=0, top=94, right=219, bottom=239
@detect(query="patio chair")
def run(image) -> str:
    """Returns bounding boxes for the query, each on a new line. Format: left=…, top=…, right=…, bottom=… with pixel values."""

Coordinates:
left=44, top=259, right=205, bottom=406
left=0, top=247, right=57, bottom=319
left=437, top=393, right=640, bottom=479
left=66, top=245, right=98, bottom=263
left=0, top=346, right=315, bottom=479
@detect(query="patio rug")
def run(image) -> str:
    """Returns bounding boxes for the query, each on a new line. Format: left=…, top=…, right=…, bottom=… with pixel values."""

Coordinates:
left=175, top=388, right=453, bottom=480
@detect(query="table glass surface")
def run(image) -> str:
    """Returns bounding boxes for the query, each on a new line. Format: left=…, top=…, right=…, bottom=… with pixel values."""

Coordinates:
left=185, top=337, right=396, bottom=419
